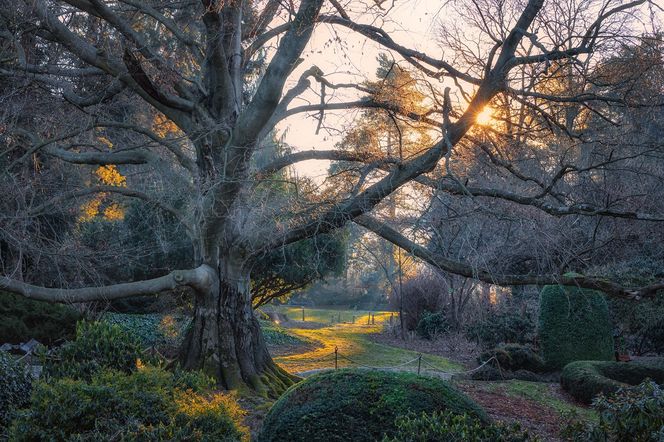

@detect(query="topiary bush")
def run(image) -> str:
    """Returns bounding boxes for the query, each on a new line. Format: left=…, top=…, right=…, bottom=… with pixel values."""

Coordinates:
left=0, top=352, right=32, bottom=435
left=560, top=358, right=664, bottom=403
left=538, top=285, right=614, bottom=370
left=9, top=366, right=248, bottom=441
left=44, top=321, right=143, bottom=380
left=416, top=311, right=448, bottom=340
left=382, top=411, right=536, bottom=442
left=0, top=292, right=81, bottom=346
left=478, top=344, right=545, bottom=373
left=562, top=381, right=664, bottom=442
left=258, top=369, right=487, bottom=442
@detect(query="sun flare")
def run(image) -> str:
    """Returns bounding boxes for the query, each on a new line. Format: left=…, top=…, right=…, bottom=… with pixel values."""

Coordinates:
left=476, top=106, right=494, bottom=125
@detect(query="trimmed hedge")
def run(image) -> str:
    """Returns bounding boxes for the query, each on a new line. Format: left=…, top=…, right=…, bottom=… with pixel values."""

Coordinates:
left=560, top=358, right=664, bottom=403
left=258, top=369, right=487, bottom=442
left=538, top=285, right=613, bottom=370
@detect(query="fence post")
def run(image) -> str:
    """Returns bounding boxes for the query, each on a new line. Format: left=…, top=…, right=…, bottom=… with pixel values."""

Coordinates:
left=367, top=314, right=371, bottom=325
left=334, top=346, right=338, bottom=370
left=302, top=307, right=305, bottom=321
left=417, top=354, right=422, bottom=375
left=352, top=315, right=355, bottom=324
left=372, top=314, right=375, bottom=325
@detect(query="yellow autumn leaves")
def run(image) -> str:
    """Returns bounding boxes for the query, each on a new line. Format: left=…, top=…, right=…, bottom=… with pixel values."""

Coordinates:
left=78, top=136, right=127, bottom=223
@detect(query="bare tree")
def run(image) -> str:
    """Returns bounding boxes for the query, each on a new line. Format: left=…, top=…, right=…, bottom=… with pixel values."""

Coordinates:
left=1, top=0, right=662, bottom=395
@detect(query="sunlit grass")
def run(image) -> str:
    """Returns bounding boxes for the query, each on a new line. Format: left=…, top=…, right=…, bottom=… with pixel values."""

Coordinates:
left=271, top=307, right=463, bottom=375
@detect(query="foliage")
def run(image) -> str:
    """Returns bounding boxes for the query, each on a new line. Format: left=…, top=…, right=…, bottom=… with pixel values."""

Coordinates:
left=44, top=321, right=142, bottom=380
left=466, top=308, right=536, bottom=349
left=0, top=352, right=32, bottom=434
left=103, top=312, right=190, bottom=348
left=560, top=358, right=664, bottom=404
left=260, top=320, right=312, bottom=347
left=478, top=344, right=545, bottom=373
left=538, top=285, right=614, bottom=370
left=257, top=369, right=487, bottom=442
left=9, top=366, right=247, bottom=441
left=0, top=292, right=81, bottom=346
left=382, top=411, right=536, bottom=442
left=416, top=311, right=449, bottom=340
left=561, top=381, right=664, bottom=442
left=251, top=232, right=346, bottom=307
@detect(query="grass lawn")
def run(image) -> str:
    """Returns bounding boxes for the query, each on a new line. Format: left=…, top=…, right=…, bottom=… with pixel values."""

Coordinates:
left=270, top=306, right=463, bottom=375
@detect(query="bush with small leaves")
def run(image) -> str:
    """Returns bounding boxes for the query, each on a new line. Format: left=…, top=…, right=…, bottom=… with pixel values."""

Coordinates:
left=44, top=321, right=143, bottom=380
left=0, top=292, right=81, bottom=346
left=539, top=285, right=614, bottom=370
left=0, top=352, right=32, bottom=435
left=9, top=366, right=248, bottom=441
left=561, top=381, right=664, bottom=442
left=560, top=358, right=664, bottom=404
left=382, top=411, right=537, bottom=442
left=258, top=369, right=487, bottom=442
left=479, top=344, right=545, bottom=373
left=466, top=310, right=535, bottom=349
left=416, top=311, right=448, bottom=340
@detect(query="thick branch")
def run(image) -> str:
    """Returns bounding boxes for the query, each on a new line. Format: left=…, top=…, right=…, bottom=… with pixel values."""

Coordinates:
left=355, top=215, right=664, bottom=300
left=0, top=265, right=213, bottom=303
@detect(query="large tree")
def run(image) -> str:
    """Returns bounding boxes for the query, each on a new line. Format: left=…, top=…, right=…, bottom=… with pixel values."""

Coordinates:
left=1, top=0, right=662, bottom=395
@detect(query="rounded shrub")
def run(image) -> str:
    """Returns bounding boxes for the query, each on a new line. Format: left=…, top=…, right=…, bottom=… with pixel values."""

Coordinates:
left=560, top=358, right=664, bottom=403
left=478, top=344, right=545, bottom=373
left=9, top=366, right=248, bottom=441
left=258, top=369, right=487, bottom=442
left=45, top=321, right=143, bottom=380
left=538, top=285, right=613, bottom=370
left=0, top=352, right=32, bottom=434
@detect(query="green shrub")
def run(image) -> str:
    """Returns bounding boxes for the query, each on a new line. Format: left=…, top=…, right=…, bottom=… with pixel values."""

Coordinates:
left=562, top=381, right=664, bottom=442
left=9, top=366, right=247, bottom=441
left=560, top=358, right=664, bottom=403
left=382, top=411, right=536, bottom=442
left=416, top=311, right=448, bottom=340
left=258, top=369, right=487, bottom=442
left=0, top=292, right=81, bottom=345
left=466, top=309, right=535, bottom=349
left=44, top=321, right=143, bottom=380
left=479, top=344, right=545, bottom=373
left=0, top=352, right=32, bottom=434
left=538, top=285, right=614, bottom=370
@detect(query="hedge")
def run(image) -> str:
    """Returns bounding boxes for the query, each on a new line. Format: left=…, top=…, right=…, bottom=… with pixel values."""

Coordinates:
left=560, top=358, right=664, bottom=403
left=258, top=369, right=487, bottom=442
left=538, top=285, right=613, bottom=370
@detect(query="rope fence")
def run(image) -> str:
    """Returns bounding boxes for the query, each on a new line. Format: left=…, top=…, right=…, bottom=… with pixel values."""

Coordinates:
left=299, top=346, right=498, bottom=378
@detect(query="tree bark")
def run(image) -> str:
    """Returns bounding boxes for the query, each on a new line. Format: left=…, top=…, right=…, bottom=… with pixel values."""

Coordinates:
left=179, top=255, right=297, bottom=397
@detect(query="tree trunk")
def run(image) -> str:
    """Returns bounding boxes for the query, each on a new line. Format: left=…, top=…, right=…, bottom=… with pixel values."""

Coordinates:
left=179, top=255, right=297, bottom=397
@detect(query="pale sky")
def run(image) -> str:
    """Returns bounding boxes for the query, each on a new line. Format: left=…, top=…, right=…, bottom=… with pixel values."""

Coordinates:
left=276, top=1, right=446, bottom=180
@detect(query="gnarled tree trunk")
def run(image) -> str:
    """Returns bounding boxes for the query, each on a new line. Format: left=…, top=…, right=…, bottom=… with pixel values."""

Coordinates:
left=179, top=255, right=297, bottom=397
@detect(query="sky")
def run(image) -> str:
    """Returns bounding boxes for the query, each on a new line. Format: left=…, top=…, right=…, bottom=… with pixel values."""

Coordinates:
left=275, top=1, right=447, bottom=180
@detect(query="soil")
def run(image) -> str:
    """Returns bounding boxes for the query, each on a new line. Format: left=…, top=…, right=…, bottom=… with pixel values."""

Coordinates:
left=455, top=381, right=581, bottom=442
